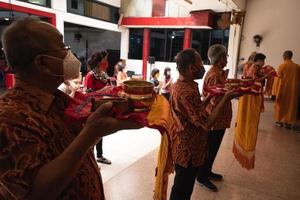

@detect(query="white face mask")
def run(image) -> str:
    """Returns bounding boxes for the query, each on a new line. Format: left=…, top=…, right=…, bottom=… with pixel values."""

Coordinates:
left=42, top=50, right=81, bottom=81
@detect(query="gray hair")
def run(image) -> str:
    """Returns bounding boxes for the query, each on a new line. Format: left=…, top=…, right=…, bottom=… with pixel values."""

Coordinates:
left=207, top=44, right=227, bottom=65
left=1, top=17, right=51, bottom=73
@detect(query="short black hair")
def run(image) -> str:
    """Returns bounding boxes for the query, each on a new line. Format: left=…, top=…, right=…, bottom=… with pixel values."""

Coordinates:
left=88, top=51, right=108, bottom=70
left=176, top=48, right=196, bottom=74
left=151, top=68, right=159, bottom=78
left=1, top=17, right=53, bottom=73
left=283, top=50, right=293, bottom=59
left=163, top=67, right=171, bottom=77
left=254, top=53, right=266, bottom=62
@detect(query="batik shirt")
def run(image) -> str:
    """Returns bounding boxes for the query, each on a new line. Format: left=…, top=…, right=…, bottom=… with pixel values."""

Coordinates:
left=0, top=79, right=105, bottom=200
left=170, top=79, right=209, bottom=168
left=203, top=66, right=232, bottom=130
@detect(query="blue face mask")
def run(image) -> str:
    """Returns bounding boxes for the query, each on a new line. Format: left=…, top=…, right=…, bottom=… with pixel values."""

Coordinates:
left=118, top=62, right=125, bottom=68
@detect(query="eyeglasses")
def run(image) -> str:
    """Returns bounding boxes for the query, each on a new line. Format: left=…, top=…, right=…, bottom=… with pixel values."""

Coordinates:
left=39, top=46, right=71, bottom=54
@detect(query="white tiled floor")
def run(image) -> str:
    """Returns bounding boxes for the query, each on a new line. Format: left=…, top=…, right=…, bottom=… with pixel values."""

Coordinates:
left=97, top=127, right=161, bottom=182
left=102, top=99, right=300, bottom=200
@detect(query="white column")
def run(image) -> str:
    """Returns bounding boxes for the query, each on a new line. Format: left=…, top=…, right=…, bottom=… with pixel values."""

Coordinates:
left=55, top=12, right=65, bottom=37
left=227, top=24, right=242, bottom=78
left=120, top=26, right=129, bottom=59
left=52, top=0, right=67, bottom=12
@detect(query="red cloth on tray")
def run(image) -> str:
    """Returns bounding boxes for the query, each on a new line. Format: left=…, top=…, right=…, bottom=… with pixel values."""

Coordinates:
left=64, top=86, right=162, bottom=132
left=261, top=65, right=277, bottom=77
left=203, top=80, right=261, bottom=96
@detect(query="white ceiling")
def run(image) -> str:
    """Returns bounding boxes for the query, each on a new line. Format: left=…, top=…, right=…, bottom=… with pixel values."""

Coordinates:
left=174, top=0, right=241, bottom=12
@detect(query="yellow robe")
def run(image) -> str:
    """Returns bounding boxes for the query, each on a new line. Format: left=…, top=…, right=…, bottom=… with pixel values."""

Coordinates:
left=233, top=93, right=263, bottom=170
left=274, top=60, right=300, bottom=125
left=148, top=95, right=174, bottom=200
left=272, top=77, right=281, bottom=96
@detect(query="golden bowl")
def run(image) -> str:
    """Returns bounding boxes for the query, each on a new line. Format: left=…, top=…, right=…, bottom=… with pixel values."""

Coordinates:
left=123, top=80, right=154, bottom=95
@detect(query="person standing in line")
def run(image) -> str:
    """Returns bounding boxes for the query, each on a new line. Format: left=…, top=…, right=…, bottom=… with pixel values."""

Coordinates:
left=274, top=50, right=300, bottom=128
left=169, top=48, right=240, bottom=200
left=242, top=52, right=256, bottom=79
left=196, top=44, right=232, bottom=192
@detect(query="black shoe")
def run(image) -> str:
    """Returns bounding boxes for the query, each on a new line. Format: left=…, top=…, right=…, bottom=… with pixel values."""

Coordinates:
left=209, top=172, right=223, bottom=181
left=197, top=178, right=218, bottom=192
left=275, top=122, right=283, bottom=127
left=96, top=156, right=112, bottom=165
left=284, top=123, right=292, bottom=129
left=271, top=95, right=276, bottom=101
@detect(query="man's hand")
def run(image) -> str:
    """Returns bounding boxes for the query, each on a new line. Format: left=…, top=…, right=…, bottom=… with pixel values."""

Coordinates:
left=224, top=89, right=243, bottom=100
left=83, top=102, right=143, bottom=140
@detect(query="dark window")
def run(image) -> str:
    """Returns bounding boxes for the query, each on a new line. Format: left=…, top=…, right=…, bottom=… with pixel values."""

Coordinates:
left=128, top=29, right=144, bottom=59
left=18, top=0, right=51, bottom=7
left=192, top=29, right=211, bottom=64
left=149, top=28, right=184, bottom=62
left=211, top=29, right=229, bottom=48
left=150, top=29, right=166, bottom=61
left=192, top=29, right=229, bottom=64
left=129, top=28, right=228, bottom=63
left=67, top=0, right=119, bottom=24
left=71, top=0, right=78, bottom=9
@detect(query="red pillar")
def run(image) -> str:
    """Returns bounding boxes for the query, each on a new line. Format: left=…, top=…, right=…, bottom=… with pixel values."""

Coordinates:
left=183, top=28, right=192, bottom=49
left=142, top=28, right=150, bottom=80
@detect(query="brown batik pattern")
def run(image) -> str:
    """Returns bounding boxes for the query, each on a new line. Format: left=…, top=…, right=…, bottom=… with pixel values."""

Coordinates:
left=170, top=80, right=209, bottom=168
left=203, top=66, right=232, bottom=130
left=0, top=80, right=104, bottom=200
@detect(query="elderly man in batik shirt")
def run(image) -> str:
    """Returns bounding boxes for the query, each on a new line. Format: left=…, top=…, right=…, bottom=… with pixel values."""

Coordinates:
left=169, top=48, right=239, bottom=200
left=0, top=17, right=141, bottom=200
left=196, top=44, right=232, bottom=192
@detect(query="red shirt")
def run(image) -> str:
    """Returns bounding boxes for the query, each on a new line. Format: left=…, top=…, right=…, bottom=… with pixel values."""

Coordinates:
left=84, top=71, right=110, bottom=92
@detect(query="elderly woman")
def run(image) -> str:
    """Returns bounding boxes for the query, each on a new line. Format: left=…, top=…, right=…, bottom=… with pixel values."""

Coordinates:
left=84, top=51, right=112, bottom=165
left=196, top=44, right=232, bottom=192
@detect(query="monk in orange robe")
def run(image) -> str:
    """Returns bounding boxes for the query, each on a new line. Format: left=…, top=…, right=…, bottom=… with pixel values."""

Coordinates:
left=274, top=50, right=300, bottom=128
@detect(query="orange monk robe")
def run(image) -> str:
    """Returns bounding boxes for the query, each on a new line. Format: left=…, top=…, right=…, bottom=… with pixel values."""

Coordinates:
left=271, top=76, right=281, bottom=97
left=274, top=60, right=300, bottom=125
